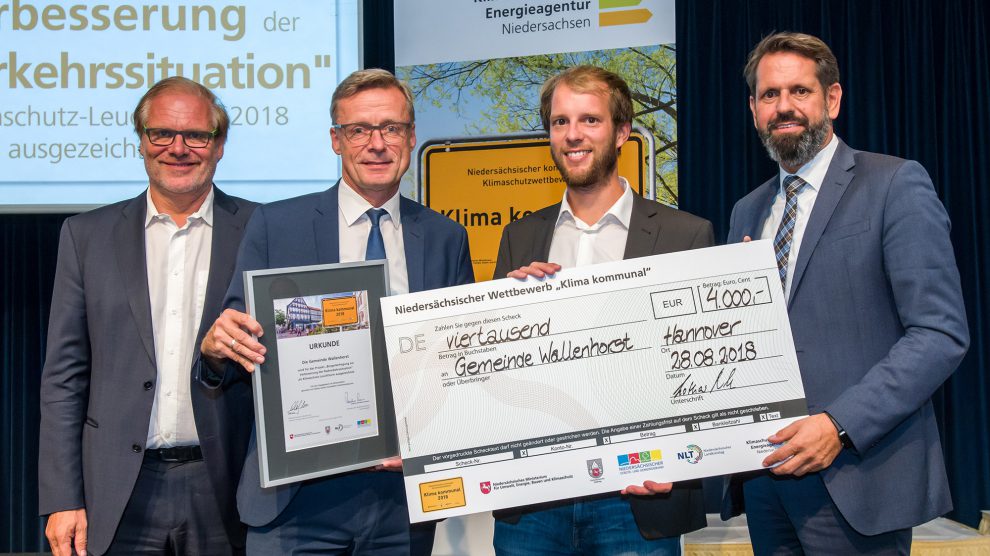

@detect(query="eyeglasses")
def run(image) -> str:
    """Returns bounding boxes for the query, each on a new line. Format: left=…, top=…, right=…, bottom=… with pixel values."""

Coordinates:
left=144, top=127, right=218, bottom=148
left=333, top=122, right=412, bottom=145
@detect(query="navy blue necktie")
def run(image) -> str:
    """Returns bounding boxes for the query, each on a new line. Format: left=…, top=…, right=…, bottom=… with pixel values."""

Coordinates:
left=365, top=208, right=387, bottom=261
left=773, top=175, right=807, bottom=292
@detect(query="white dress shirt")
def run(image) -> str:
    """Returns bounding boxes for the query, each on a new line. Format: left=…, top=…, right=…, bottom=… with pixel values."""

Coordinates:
left=337, top=181, right=410, bottom=295
left=759, top=135, right=840, bottom=298
left=548, top=178, right=634, bottom=268
left=144, top=187, right=213, bottom=448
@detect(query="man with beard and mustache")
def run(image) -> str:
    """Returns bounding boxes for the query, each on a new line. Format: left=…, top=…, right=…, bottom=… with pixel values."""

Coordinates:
left=721, top=32, right=968, bottom=554
left=491, top=65, right=712, bottom=555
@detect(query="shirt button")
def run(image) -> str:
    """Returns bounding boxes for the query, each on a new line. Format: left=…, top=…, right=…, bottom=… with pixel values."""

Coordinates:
left=132, top=444, right=142, bottom=453
left=143, top=381, right=153, bottom=390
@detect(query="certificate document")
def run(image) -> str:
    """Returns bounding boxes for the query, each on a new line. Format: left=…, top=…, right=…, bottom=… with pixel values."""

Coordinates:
left=272, top=291, right=378, bottom=452
left=381, top=240, right=807, bottom=521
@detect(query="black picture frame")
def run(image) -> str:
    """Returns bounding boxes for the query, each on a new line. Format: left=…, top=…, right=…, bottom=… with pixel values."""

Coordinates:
left=245, top=260, right=397, bottom=487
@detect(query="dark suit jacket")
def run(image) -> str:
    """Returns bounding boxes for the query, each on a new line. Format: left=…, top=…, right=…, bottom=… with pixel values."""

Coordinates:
left=38, top=188, right=257, bottom=555
left=492, top=193, right=713, bottom=539
left=721, top=140, right=969, bottom=535
left=211, top=183, right=474, bottom=527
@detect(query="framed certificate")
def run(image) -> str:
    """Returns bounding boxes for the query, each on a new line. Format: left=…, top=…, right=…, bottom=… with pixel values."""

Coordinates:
left=245, top=260, right=396, bottom=487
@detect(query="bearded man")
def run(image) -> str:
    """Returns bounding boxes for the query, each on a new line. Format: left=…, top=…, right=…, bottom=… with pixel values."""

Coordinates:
left=491, top=65, right=713, bottom=556
left=721, top=32, right=968, bottom=555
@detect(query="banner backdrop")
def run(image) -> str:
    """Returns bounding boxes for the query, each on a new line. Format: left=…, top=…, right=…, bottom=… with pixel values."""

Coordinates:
left=394, top=0, right=678, bottom=281
left=0, top=0, right=361, bottom=210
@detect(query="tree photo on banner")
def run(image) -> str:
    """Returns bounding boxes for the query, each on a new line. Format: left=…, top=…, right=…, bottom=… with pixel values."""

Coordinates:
left=402, top=47, right=678, bottom=202
left=394, top=0, right=677, bottom=280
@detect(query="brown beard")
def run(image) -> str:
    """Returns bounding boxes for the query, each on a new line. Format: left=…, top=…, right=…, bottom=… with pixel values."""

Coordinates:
left=551, top=135, right=620, bottom=191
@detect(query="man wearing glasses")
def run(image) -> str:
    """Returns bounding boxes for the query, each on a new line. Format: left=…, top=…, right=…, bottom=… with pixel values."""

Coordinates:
left=200, top=68, right=473, bottom=555
left=39, top=77, right=257, bottom=555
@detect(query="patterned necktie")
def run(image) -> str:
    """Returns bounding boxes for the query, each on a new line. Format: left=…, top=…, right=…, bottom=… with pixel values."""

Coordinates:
left=773, top=175, right=807, bottom=291
left=365, top=208, right=387, bottom=261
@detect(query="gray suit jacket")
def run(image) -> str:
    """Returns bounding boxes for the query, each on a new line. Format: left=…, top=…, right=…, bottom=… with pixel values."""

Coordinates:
left=38, top=188, right=257, bottom=555
left=492, top=193, right=713, bottom=539
left=721, top=140, right=969, bottom=535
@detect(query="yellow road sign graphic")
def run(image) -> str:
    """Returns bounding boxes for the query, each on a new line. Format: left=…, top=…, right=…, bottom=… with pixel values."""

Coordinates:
left=419, top=477, right=466, bottom=513
left=420, top=132, right=651, bottom=281
left=322, top=297, right=358, bottom=326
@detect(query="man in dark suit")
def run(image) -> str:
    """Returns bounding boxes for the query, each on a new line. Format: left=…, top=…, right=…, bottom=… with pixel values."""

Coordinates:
left=200, top=69, right=473, bottom=555
left=38, top=77, right=257, bottom=556
left=492, top=65, right=712, bottom=555
left=722, top=32, right=969, bottom=554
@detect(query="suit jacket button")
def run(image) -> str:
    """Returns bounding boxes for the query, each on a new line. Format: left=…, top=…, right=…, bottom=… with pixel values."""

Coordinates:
left=143, top=381, right=153, bottom=390
left=132, top=444, right=142, bottom=453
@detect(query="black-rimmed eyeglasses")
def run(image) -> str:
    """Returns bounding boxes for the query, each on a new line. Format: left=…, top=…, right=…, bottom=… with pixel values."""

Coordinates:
left=144, top=127, right=218, bottom=148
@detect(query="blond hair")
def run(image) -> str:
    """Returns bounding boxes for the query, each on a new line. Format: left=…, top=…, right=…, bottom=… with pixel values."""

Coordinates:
left=331, top=68, right=415, bottom=123
left=133, top=76, right=229, bottom=139
left=539, top=65, right=633, bottom=131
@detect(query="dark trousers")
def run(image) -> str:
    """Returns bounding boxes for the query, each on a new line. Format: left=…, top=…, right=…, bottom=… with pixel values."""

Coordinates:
left=743, top=472, right=911, bottom=556
left=247, top=471, right=435, bottom=556
left=105, top=456, right=239, bottom=555
left=494, top=495, right=681, bottom=556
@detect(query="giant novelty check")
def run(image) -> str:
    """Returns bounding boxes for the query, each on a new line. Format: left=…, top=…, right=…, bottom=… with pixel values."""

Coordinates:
left=381, top=240, right=807, bottom=522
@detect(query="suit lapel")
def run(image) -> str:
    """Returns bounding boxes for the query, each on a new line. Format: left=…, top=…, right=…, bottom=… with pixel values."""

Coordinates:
left=742, top=178, right=778, bottom=242
left=401, top=196, right=425, bottom=293
left=196, top=188, right=243, bottom=343
left=114, top=192, right=157, bottom=367
left=533, top=205, right=559, bottom=262
left=623, top=195, right=661, bottom=259
left=789, top=140, right=856, bottom=307
left=314, top=183, right=341, bottom=264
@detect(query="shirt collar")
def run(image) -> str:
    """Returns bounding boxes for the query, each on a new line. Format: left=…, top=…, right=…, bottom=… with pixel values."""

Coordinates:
left=556, top=177, right=634, bottom=230
left=777, top=134, right=840, bottom=194
left=337, top=179, right=402, bottom=228
left=145, top=186, right=214, bottom=228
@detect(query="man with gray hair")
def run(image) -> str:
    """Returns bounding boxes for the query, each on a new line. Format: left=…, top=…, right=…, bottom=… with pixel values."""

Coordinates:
left=723, top=32, right=968, bottom=554
left=39, top=76, right=257, bottom=555
left=201, top=68, right=473, bottom=555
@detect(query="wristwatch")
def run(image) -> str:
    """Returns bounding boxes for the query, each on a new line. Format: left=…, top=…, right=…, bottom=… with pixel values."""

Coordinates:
left=825, top=412, right=854, bottom=450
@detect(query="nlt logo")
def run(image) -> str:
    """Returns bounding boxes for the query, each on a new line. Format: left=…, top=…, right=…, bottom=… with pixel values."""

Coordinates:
left=677, top=444, right=703, bottom=464
left=599, top=0, right=653, bottom=26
